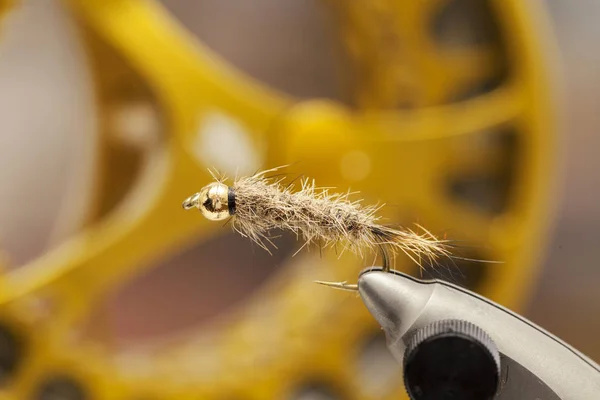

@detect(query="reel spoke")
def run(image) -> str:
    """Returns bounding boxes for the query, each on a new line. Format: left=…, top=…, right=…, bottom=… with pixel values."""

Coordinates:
left=356, top=84, right=523, bottom=141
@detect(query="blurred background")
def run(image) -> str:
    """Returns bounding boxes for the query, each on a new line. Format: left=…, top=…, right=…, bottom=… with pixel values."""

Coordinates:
left=0, top=0, right=598, bottom=399
left=524, top=0, right=600, bottom=363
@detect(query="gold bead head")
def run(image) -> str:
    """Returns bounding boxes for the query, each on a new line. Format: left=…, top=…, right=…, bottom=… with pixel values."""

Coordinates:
left=182, top=182, right=231, bottom=221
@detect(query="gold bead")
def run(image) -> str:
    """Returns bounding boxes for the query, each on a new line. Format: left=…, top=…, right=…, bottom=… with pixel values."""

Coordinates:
left=182, top=183, right=230, bottom=221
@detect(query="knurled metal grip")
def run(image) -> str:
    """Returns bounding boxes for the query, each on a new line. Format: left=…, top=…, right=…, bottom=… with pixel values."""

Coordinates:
left=403, top=319, right=501, bottom=400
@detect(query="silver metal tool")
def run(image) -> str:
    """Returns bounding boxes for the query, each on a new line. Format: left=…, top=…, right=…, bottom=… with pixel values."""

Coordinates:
left=357, top=268, right=600, bottom=399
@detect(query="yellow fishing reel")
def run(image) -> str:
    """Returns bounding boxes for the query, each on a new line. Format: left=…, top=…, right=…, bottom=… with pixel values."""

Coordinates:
left=0, top=0, right=556, bottom=399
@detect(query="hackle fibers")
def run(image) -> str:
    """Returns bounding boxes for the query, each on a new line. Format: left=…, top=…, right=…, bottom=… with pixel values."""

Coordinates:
left=224, top=167, right=452, bottom=271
